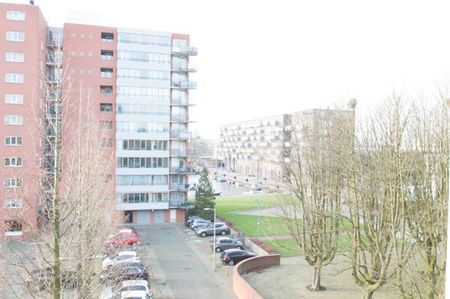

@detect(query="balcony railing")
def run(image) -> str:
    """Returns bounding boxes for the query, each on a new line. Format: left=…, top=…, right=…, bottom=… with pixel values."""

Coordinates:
left=171, top=64, right=196, bottom=73
left=171, top=46, right=198, bottom=57
left=169, top=199, right=195, bottom=209
left=171, top=98, right=195, bottom=106
left=170, top=131, right=191, bottom=140
left=170, top=114, right=189, bottom=123
left=171, top=81, right=197, bottom=89
left=170, top=184, right=188, bottom=192
left=170, top=167, right=188, bottom=174
left=170, top=149, right=187, bottom=157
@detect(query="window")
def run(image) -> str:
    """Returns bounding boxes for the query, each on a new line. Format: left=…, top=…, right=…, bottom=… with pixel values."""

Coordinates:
left=117, top=51, right=170, bottom=64
left=4, top=178, right=22, bottom=188
left=101, top=68, right=113, bottom=78
left=101, top=138, right=112, bottom=147
left=4, top=199, right=22, bottom=208
left=4, top=136, right=22, bottom=146
left=6, top=10, right=25, bottom=21
left=5, top=157, right=22, bottom=167
left=4, top=115, right=23, bottom=125
left=101, top=32, right=114, bottom=42
left=100, top=103, right=113, bottom=112
left=100, top=85, right=113, bottom=96
left=117, top=157, right=168, bottom=168
left=4, top=220, right=22, bottom=236
left=5, top=52, right=24, bottom=62
left=101, top=50, right=113, bottom=60
left=6, top=31, right=24, bottom=42
left=117, top=86, right=169, bottom=99
left=100, top=120, right=113, bottom=129
left=4, top=94, right=23, bottom=104
left=5, top=73, right=24, bottom=83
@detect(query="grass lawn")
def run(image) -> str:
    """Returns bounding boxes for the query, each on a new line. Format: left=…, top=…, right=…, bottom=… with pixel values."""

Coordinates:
left=266, top=236, right=354, bottom=257
left=216, top=194, right=290, bottom=237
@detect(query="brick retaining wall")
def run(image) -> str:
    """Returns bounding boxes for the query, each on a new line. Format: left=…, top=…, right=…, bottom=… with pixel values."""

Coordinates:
left=232, top=254, right=281, bottom=299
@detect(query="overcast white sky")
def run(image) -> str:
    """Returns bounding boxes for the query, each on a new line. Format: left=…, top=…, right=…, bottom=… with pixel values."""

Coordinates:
left=15, top=0, right=450, bottom=138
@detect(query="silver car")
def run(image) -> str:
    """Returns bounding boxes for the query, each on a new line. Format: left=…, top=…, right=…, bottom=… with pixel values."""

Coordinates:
left=212, top=237, right=244, bottom=252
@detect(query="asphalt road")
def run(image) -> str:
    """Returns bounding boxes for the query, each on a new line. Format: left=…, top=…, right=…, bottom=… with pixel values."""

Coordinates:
left=137, top=224, right=237, bottom=299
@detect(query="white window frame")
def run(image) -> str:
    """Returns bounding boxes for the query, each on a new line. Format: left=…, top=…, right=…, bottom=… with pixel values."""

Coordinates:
left=4, top=220, right=22, bottom=236
left=4, top=136, right=22, bottom=146
left=4, top=157, right=22, bottom=167
left=4, top=115, right=23, bottom=125
left=4, top=199, right=22, bottom=208
left=5, top=73, right=24, bottom=83
left=4, top=178, right=22, bottom=188
left=5, top=51, right=24, bottom=63
left=4, top=94, right=23, bottom=104
left=5, top=31, right=25, bottom=42
left=6, top=11, right=26, bottom=21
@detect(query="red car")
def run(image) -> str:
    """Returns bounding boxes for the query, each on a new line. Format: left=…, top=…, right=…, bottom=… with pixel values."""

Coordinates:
left=106, top=232, right=139, bottom=247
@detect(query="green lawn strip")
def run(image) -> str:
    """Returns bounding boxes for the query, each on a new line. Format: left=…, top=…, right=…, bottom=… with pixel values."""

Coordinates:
left=266, top=236, right=354, bottom=257
left=218, top=214, right=289, bottom=237
left=215, top=194, right=285, bottom=214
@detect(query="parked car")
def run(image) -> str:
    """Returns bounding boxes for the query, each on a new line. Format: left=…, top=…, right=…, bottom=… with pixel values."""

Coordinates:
left=100, top=279, right=152, bottom=299
left=196, top=223, right=230, bottom=237
left=220, top=249, right=256, bottom=266
left=101, top=263, right=149, bottom=283
left=193, top=221, right=213, bottom=232
left=115, top=226, right=138, bottom=236
left=106, top=232, right=139, bottom=247
left=185, top=216, right=202, bottom=227
left=121, top=290, right=153, bottom=299
left=25, top=268, right=77, bottom=291
left=190, top=219, right=212, bottom=230
left=212, top=237, right=244, bottom=252
left=102, top=251, right=140, bottom=270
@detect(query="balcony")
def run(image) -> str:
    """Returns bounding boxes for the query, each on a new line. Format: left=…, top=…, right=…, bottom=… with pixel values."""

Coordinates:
left=170, top=131, right=191, bottom=140
left=169, top=199, right=195, bottom=209
left=171, top=98, right=195, bottom=106
left=171, top=64, right=196, bottom=73
left=170, top=166, right=188, bottom=174
left=170, top=114, right=190, bottom=123
left=171, top=46, right=198, bottom=57
left=170, top=149, right=187, bottom=157
left=170, top=184, right=188, bottom=192
left=171, top=80, right=197, bottom=89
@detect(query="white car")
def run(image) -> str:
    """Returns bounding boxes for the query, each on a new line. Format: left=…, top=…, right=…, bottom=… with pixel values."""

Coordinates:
left=121, top=290, right=153, bottom=299
left=100, top=280, right=152, bottom=299
left=102, top=251, right=140, bottom=270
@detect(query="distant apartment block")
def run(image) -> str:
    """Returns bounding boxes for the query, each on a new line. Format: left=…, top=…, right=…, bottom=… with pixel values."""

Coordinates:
left=218, top=109, right=354, bottom=186
left=0, top=1, right=196, bottom=238
left=218, top=114, right=291, bottom=185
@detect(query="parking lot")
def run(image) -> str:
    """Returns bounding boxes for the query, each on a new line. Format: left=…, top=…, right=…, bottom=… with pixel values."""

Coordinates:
left=137, top=224, right=238, bottom=299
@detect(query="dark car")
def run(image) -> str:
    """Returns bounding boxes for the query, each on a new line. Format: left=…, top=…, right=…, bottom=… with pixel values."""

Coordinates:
left=101, top=262, right=149, bottom=283
left=196, top=223, right=230, bottom=237
left=26, top=268, right=77, bottom=291
left=212, top=237, right=244, bottom=252
left=220, top=249, right=256, bottom=266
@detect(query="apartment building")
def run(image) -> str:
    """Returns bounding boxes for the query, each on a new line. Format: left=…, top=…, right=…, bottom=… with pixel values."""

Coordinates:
left=218, top=114, right=291, bottom=185
left=217, top=109, right=354, bottom=187
left=0, top=1, right=196, bottom=238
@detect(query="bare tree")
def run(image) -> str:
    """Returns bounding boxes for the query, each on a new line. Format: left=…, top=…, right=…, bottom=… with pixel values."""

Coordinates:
left=392, top=100, right=448, bottom=299
left=343, top=97, right=420, bottom=299
left=281, top=108, right=353, bottom=291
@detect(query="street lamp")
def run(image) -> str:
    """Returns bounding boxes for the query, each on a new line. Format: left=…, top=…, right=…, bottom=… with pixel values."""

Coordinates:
left=203, top=207, right=216, bottom=271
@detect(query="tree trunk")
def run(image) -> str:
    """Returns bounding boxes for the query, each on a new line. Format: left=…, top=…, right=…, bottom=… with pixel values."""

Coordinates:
left=361, top=289, right=374, bottom=299
left=309, top=264, right=322, bottom=291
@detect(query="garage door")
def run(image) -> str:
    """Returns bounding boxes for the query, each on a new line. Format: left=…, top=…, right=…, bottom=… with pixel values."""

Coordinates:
left=154, top=211, right=165, bottom=224
left=136, top=211, right=151, bottom=225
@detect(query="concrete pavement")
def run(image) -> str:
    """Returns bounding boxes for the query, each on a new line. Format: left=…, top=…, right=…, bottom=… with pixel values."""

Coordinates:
left=137, top=224, right=237, bottom=299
